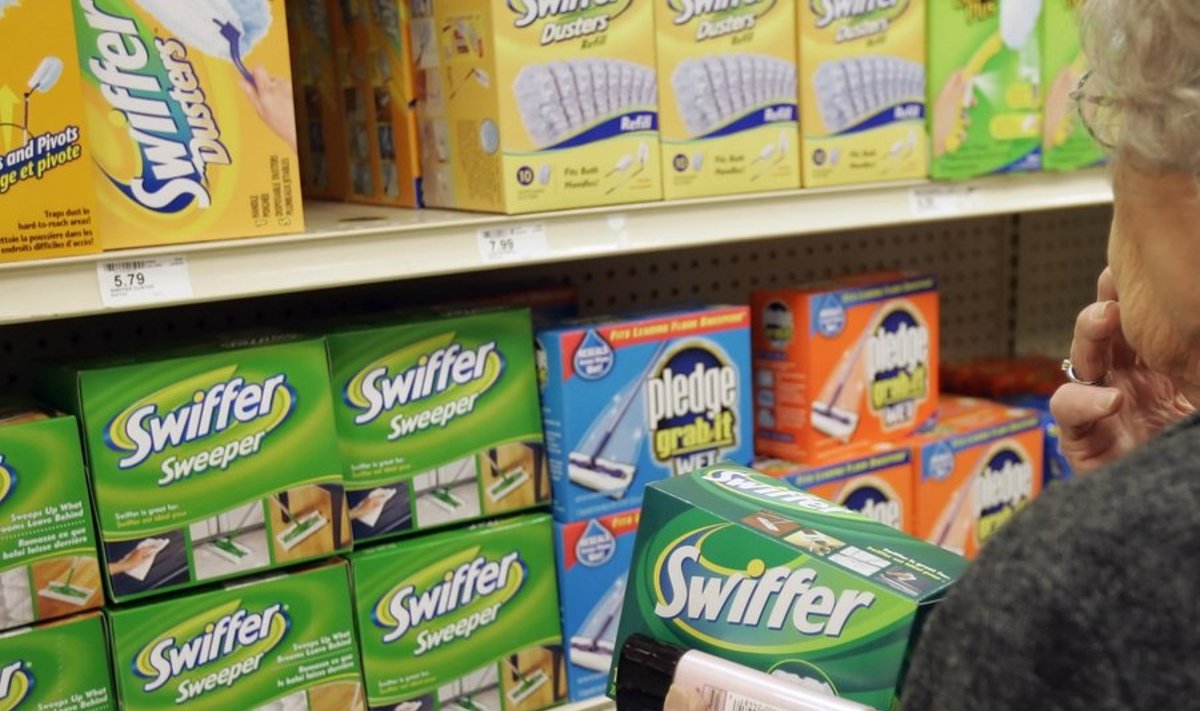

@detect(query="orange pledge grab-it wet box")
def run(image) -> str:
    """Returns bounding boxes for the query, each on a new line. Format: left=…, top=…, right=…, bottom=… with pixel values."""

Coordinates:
left=753, top=273, right=939, bottom=463
left=0, top=1, right=100, bottom=261
left=73, top=0, right=304, bottom=249
left=908, top=396, right=1044, bottom=560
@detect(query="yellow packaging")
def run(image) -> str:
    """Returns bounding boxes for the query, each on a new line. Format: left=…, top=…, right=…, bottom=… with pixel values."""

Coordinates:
left=798, top=0, right=927, bottom=186
left=416, top=0, right=663, bottom=214
left=336, top=0, right=423, bottom=207
left=287, top=0, right=350, bottom=200
left=0, top=1, right=100, bottom=261
left=654, top=0, right=800, bottom=198
left=75, top=0, right=304, bottom=249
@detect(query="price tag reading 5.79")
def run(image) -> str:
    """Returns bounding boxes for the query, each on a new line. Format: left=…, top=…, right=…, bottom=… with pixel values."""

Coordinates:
left=97, top=256, right=194, bottom=308
left=477, top=223, right=549, bottom=264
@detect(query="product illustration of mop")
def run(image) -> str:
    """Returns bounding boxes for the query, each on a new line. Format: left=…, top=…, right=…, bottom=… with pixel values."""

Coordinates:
left=393, top=702, right=422, bottom=711
left=570, top=573, right=625, bottom=672
left=36, top=556, right=96, bottom=606
left=605, top=142, right=650, bottom=195
left=273, top=495, right=328, bottom=551
left=0, top=56, right=63, bottom=149
left=751, top=131, right=791, bottom=181
left=206, top=504, right=261, bottom=564
left=811, top=331, right=871, bottom=441
left=122, top=538, right=171, bottom=581
left=132, top=0, right=274, bottom=87
left=425, top=459, right=475, bottom=513
left=504, top=657, right=549, bottom=705
left=485, top=449, right=529, bottom=503
left=357, top=487, right=397, bottom=528
left=569, top=342, right=668, bottom=497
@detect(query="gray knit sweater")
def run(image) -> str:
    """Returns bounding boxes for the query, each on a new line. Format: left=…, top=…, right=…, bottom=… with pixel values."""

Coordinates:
left=901, top=414, right=1200, bottom=710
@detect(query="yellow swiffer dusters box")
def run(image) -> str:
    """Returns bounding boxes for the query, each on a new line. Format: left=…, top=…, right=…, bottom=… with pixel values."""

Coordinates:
left=287, top=0, right=350, bottom=200
left=416, top=0, right=663, bottom=214
left=799, top=0, right=927, bottom=186
left=0, top=1, right=101, bottom=261
left=654, top=0, right=800, bottom=198
left=74, top=0, right=304, bottom=249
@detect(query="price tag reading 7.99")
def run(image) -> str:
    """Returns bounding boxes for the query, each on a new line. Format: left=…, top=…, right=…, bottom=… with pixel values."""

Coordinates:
left=477, top=223, right=549, bottom=264
left=96, top=256, right=194, bottom=308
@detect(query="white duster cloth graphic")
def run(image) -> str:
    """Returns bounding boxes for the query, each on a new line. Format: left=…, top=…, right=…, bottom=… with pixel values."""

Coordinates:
left=133, top=0, right=273, bottom=84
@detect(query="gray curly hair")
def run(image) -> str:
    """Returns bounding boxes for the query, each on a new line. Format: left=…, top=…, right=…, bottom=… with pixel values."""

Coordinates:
left=1082, top=0, right=1200, bottom=173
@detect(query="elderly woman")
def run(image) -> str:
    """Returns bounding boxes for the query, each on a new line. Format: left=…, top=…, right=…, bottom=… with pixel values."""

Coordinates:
left=901, top=2, right=1200, bottom=708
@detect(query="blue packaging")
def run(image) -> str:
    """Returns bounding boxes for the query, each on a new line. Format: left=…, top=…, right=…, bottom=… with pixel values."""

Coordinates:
left=537, top=306, right=754, bottom=520
left=553, top=508, right=640, bottom=702
left=1002, top=394, right=1074, bottom=486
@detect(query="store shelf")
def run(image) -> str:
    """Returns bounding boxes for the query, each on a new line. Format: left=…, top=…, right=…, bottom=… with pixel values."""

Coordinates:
left=563, top=697, right=614, bottom=711
left=0, top=169, right=1111, bottom=325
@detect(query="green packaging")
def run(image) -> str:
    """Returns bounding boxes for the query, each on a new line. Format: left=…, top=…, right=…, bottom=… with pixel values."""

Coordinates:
left=350, top=513, right=566, bottom=711
left=928, top=0, right=1043, bottom=179
left=327, top=308, right=547, bottom=543
left=38, top=336, right=350, bottom=603
left=0, top=612, right=116, bottom=710
left=611, top=464, right=967, bottom=710
left=108, top=560, right=365, bottom=711
left=1041, top=0, right=1104, bottom=171
left=0, top=408, right=102, bottom=630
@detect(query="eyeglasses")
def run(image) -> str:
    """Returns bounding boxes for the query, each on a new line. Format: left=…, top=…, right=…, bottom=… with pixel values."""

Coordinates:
left=1069, top=70, right=1118, bottom=150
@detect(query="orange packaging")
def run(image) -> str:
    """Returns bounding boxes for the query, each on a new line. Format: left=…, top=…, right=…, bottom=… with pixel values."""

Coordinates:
left=908, top=396, right=1044, bottom=559
left=287, top=0, right=350, bottom=200
left=752, top=272, right=939, bottom=463
left=756, top=443, right=914, bottom=534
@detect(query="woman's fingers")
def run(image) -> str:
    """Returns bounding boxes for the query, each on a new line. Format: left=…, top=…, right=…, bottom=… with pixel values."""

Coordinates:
left=1051, top=383, right=1122, bottom=439
left=1097, top=266, right=1117, bottom=303
left=1068, top=300, right=1120, bottom=382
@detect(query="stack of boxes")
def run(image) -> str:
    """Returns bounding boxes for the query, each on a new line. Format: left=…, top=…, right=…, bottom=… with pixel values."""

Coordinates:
left=538, top=307, right=755, bottom=701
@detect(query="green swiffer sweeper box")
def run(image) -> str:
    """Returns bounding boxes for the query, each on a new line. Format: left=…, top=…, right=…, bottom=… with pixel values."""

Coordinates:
left=327, top=308, right=548, bottom=543
left=611, top=463, right=968, bottom=710
left=0, top=611, right=116, bottom=710
left=350, top=512, right=567, bottom=711
left=38, top=336, right=350, bottom=603
left=108, top=560, right=365, bottom=711
left=0, top=406, right=102, bottom=631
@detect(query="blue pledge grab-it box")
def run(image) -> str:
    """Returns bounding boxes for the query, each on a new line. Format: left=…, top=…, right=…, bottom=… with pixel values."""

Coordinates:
left=553, top=507, right=640, bottom=702
left=537, top=307, right=753, bottom=521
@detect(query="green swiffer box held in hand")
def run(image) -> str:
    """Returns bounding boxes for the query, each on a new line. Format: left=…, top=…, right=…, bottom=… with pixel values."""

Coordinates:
left=38, top=337, right=350, bottom=603
left=328, top=308, right=548, bottom=543
left=0, top=408, right=102, bottom=630
left=0, top=612, right=116, bottom=710
left=350, top=513, right=566, bottom=711
left=611, top=464, right=968, bottom=710
left=109, top=560, right=365, bottom=711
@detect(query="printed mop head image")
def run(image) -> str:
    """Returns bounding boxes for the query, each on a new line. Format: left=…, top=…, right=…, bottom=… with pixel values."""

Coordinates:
left=273, top=496, right=328, bottom=551
left=122, top=537, right=170, bottom=581
left=358, top=487, right=397, bottom=528
left=37, top=557, right=97, bottom=606
left=207, top=503, right=260, bottom=563
left=505, top=658, right=548, bottom=705
left=811, top=342, right=866, bottom=442
left=568, top=342, right=667, bottom=497
left=485, top=452, right=529, bottom=504
left=441, top=667, right=497, bottom=711
left=133, top=0, right=273, bottom=85
left=571, top=573, right=625, bottom=672
left=251, top=689, right=309, bottom=711
left=425, top=459, right=473, bottom=513
left=10, top=56, right=64, bottom=146
left=393, top=703, right=422, bottom=711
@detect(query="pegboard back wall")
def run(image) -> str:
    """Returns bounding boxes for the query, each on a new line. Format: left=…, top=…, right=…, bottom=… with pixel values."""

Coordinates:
left=0, top=207, right=1109, bottom=391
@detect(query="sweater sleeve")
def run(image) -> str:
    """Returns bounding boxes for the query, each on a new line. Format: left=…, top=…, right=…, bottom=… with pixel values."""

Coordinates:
left=899, top=558, right=1130, bottom=711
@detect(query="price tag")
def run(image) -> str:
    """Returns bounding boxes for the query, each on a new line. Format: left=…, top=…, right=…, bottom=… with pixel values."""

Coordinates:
left=477, top=223, right=549, bottom=264
left=910, top=185, right=979, bottom=218
left=97, top=256, right=193, bottom=307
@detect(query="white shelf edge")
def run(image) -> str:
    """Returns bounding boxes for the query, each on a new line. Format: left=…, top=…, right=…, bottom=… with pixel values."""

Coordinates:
left=562, top=696, right=614, bottom=711
left=0, top=170, right=1111, bottom=325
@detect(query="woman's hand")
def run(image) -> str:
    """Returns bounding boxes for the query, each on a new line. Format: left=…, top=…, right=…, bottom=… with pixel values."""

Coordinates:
left=240, top=66, right=298, bottom=154
left=108, top=543, right=156, bottom=575
left=1050, top=268, right=1195, bottom=472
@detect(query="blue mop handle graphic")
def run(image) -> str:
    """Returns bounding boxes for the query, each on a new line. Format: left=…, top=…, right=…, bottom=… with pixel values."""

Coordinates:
left=215, top=18, right=257, bottom=88
left=584, top=340, right=668, bottom=466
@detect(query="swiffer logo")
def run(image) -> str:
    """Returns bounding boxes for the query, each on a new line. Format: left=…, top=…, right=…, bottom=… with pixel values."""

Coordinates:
left=811, top=0, right=908, bottom=42
left=373, top=551, right=525, bottom=656
left=105, top=366, right=295, bottom=484
left=79, top=1, right=230, bottom=213
left=646, top=343, right=740, bottom=475
left=653, top=526, right=876, bottom=641
left=975, top=445, right=1034, bottom=543
left=345, top=335, right=503, bottom=441
left=865, top=304, right=930, bottom=429
left=509, top=0, right=633, bottom=44
left=0, top=661, right=32, bottom=711
left=701, top=468, right=852, bottom=515
left=0, top=456, right=15, bottom=508
left=134, top=601, right=289, bottom=703
left=670, top=0, right=775, bottom=40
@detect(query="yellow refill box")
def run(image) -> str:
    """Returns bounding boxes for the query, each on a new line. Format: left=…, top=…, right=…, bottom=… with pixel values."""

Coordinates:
left=654, top=0, right=800, bottom=198
left=799, top=0, right=927, bottom=186
left=417, top=0, right=663, bottom=213
left=73, top=0, right=305, bottom=249
left=0, top=1, right=100, bottom=261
